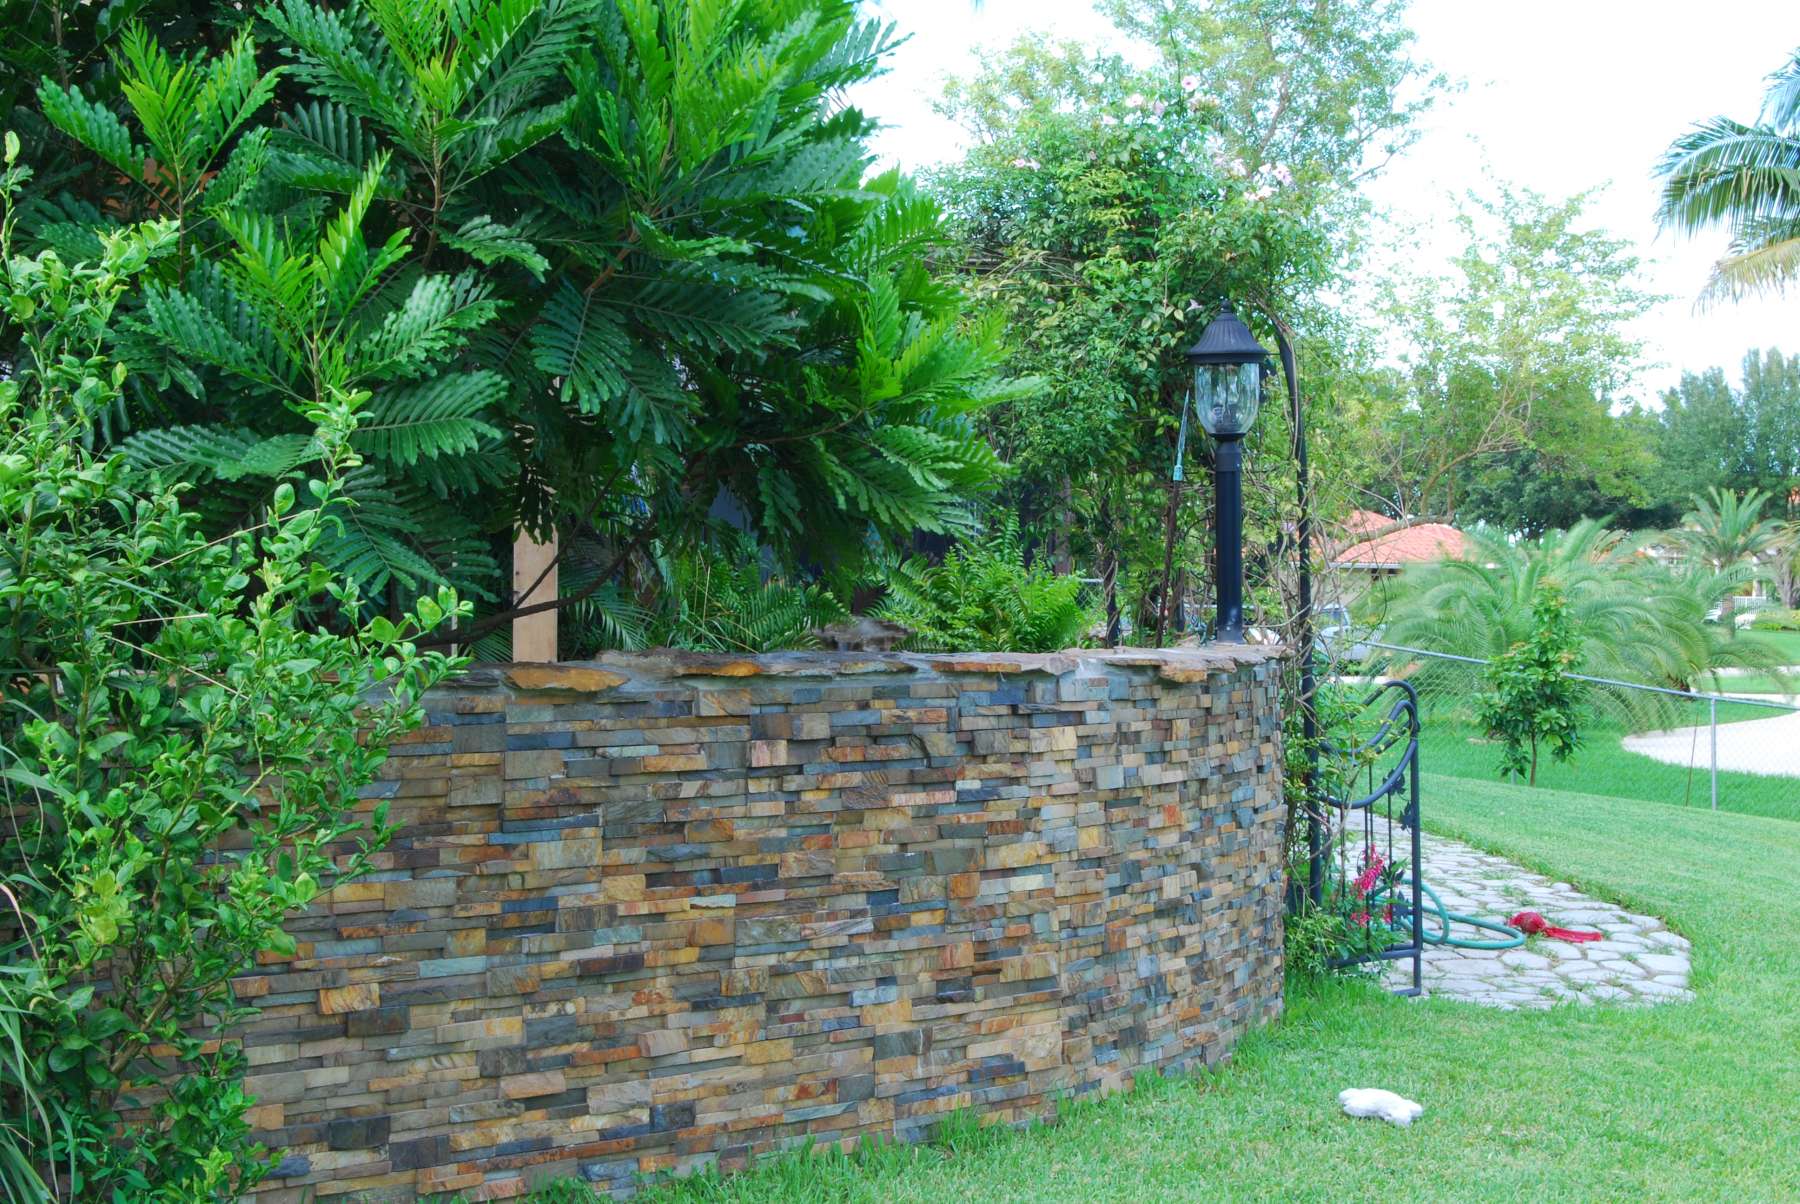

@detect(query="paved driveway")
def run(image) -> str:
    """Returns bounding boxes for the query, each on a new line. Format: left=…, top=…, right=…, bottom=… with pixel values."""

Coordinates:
left=1622, top=699, right=1800, bottom=778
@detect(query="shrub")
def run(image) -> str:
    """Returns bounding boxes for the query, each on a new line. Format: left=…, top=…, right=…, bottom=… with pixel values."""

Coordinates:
left=1751, top=608, right=1800, bottom=631
left=0, top=142, right=465, bottom=1199
left=646, top=535, right=848, bottom=653
left=1478, top=582, right=1585, bottom=785
left=873, top=522, right=1094, bottom=653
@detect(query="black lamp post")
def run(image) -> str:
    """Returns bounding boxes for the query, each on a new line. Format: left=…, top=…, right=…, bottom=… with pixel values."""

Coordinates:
left=1185, top=298, right=1323, bottom=908
left=1185, top=301, right=1270, bottom=643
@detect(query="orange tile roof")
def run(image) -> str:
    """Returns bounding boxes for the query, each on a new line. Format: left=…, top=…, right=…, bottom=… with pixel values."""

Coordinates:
left=1332, top=521, right=1467, bottom=568
left=1338, top=509, right=1394, bottom=538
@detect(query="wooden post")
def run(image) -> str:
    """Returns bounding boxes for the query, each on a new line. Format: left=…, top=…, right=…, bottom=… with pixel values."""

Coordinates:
left=511, top=528, right=559, bottom=662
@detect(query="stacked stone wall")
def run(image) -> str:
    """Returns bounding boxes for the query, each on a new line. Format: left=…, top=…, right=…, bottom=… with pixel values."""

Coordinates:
left=239, top=647, right=1287, bottom=1200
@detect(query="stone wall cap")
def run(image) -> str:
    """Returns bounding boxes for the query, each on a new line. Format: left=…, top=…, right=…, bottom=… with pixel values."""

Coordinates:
left=469, top=643, right=1285, bottom=693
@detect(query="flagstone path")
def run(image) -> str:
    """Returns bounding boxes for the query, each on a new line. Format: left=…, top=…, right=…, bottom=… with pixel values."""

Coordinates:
left=1372, top=823, right=1693, bottom=1009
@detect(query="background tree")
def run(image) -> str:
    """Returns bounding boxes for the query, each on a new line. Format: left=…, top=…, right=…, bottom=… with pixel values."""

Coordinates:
left=1657, top=51, right=1800, bottom=301
left=1649, top=366, right=1750, bottom=509
left=931, top=0, right=1436, bottom=638
left=1642, top=350, right=1800, bottom=524
left=1365, top=185, right=1658, bottom=523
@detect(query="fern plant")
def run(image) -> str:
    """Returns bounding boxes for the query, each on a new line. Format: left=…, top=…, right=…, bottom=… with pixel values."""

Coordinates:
left=645, top=534, right=847, bottom=653
left=874, top=519, right=1094, bottom=653
left=34, top=29, right=508, bottom=607
left=17, top=0, right=1022, bottom=633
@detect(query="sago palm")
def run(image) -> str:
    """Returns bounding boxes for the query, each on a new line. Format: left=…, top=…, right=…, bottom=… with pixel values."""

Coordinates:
left=1657, top=54, right=1800, bottom=301
left=1380, top=519, right=1784, bottom=728
left=1672, top=487, right=1784, bottom=626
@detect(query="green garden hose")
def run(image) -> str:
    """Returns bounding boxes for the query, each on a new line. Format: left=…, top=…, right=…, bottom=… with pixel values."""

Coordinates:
left=1371, top=876, right=1525, bottom=950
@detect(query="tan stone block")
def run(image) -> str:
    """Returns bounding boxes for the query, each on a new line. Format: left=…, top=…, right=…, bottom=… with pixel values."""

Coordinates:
left=696, top=689, right=752, bottom=717
left=530, top=837, right=602, bottom=871
left=749, top=739, right=789, bottom=767
left=641, top=1029, right=688, bottom=1058
left=601, top=873, right=647, bottom=902
left=643, top=754, right=707, bottom=773
left=691, top=918, right=734, bottom=946
left=861, top=997, right=912, bottom=1027
left=744, top=1039, right=792, bottom=1065
left=324, top=881, right=385, bottom=905
left=780, top=849, right=835, bottom=879
left=723, top=967, right=768, bottom=995
left=939, top=940, right=974, bottom=969
left=318, top=983, right=379, bottom=1014
left=500, top=1069, right=566, bottom=1099
left=502, top=665, right=629, bottom=694
left=991, top=841, right=1046, bottom=869
left=504, top=749, right=565, bottom=779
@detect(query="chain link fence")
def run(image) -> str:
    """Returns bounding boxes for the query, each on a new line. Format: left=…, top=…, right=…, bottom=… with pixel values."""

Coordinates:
left=1337, top=640, right=1800, bottom=821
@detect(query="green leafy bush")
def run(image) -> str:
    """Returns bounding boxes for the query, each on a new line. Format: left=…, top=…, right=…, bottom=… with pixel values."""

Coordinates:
left=1750, top=608, right=1800, bottom=631
left=874, top=522, right=1093, bottom=653
left=1478, top=582, right=1586, bottom=785
left=0, top=143, right=465, bottom=1199
left=16, top=0, right=1020, bottom=632
left=647, top=535, right=847, bottom=653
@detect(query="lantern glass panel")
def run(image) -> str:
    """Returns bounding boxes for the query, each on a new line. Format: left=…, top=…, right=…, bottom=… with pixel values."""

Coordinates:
left=1194, top=360, right=1262, bottom=437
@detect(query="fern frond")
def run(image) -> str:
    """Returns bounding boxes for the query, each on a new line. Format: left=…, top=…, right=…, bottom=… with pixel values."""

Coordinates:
left=354, top=371, right=506, bottom=465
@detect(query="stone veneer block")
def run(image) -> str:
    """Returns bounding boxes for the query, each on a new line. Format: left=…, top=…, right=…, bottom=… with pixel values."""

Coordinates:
left=239, top=646, right=1287, bottom=1201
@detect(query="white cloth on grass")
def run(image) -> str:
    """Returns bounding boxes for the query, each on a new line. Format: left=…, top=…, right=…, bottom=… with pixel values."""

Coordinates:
left=1338, top=1088, right=1423, bottom=1127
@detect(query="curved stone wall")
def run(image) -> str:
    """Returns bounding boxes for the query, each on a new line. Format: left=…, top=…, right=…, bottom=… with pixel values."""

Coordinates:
left=239, top=647, right=1287, bottom=1201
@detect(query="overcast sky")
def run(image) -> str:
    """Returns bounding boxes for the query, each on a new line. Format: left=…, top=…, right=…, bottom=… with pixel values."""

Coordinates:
left=855, top=0, right=1800, bottom=406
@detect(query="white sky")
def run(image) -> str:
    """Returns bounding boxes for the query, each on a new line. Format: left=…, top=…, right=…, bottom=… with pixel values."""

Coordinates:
left=855, top=0, right=1800, bottom=405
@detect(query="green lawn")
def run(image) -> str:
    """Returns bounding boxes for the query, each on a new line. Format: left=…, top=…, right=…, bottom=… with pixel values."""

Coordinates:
left=1739, top=627, right=1800, bottom=662
left=517, top=778, right=1800, bottom=1202
left=1418, top=710, right=1800, bottom=822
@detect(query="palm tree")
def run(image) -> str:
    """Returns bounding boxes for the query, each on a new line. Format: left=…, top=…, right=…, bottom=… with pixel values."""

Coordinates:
left=1380, top=519, right=1784, bottom=728
left=1672, top=487, right=1785, bottom=629
left=1657, top=55, right=1800, bottom=302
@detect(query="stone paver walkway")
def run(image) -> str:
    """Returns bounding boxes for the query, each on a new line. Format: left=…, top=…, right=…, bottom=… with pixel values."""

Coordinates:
left=1369, top=823, right=1693, bottom=1009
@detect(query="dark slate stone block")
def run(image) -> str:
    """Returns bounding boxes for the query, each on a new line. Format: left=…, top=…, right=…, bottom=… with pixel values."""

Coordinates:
left=346, top=1007, right=409, bottom=1038
left=477, top=1047, right=527, bottom=1078
left=389, top=1134, right=449, bottom=1171
left=873, top=1029, right=927, bottom=1060
left=269, top=1155, right=311, bottom=1179
left=327, top=1115, right=391, bottom=1150
left=651, top=1102, right=696, bottom=1130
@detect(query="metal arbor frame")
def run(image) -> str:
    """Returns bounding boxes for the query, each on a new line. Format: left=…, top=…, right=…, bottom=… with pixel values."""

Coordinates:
left=1321, top=681, right=1424, bottom=995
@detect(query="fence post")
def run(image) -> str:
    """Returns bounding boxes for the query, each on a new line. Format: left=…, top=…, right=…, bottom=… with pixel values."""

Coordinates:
left=1709, top=696, right=1718, bottom=812
left=512, top=527, right=559, bottom=663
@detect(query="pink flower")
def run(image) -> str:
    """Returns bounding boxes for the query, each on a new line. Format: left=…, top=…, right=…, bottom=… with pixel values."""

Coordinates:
left=1150, top=100, right=1168, bottom=118
left=1124, top=93, right=1146, bottom=109
left=1181, top=74, right=1201, bottom=93
left=1354, top=848, right=1385, bottom=897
